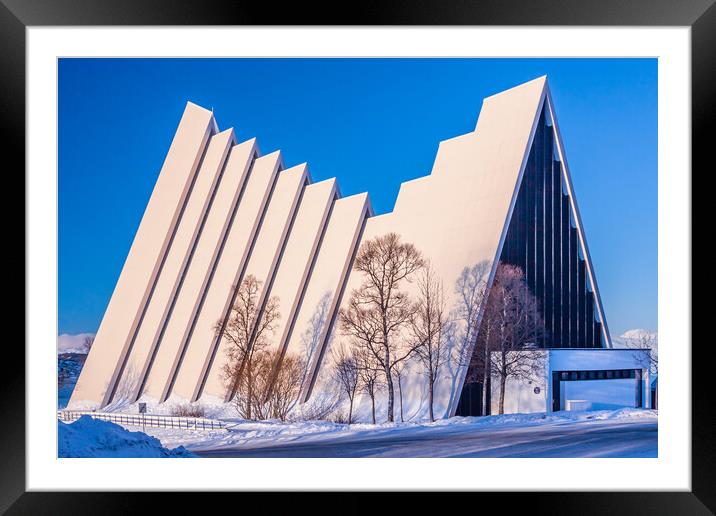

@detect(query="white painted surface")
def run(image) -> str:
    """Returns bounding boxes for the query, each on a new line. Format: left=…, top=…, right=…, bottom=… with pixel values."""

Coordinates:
left=198, top=164, right=307, bottom=400
left=71, top=77, right=624, bottom=420
left=286, top=192, right=370, bottom=400
left=258, top=178, right=336, bottom=360
left=550, top=348, right=650, bottom=371
left=321, top=77, right=548, bottom=420
left=140, top=139, right=257, bottom=402
left=140, top=152, right=281, bottom=402
left=115, top=129, right=235, bottom=404
left=565, top=400, right=592, bottom=411
left=491, top=349, right=651, bottom=414
left=69, top=102, right=214, bottom=409
left=491, top=351, right=549, bottom=415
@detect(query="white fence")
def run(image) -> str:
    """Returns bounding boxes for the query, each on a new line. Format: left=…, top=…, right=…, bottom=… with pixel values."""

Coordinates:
left=57, top=410, right=225, bottom=430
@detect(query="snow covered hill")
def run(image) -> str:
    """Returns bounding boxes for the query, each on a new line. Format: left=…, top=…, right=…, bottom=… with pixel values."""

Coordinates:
left=58, top=416, right=196, bottom=458
left=57, top=333, right=95, bottom=353
left=57, top=333, right=95, bottom=408
left=613, top=328, right=657, bottom=345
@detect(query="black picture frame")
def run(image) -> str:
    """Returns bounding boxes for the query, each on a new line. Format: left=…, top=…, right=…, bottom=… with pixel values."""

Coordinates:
left=4, top=0, right=709, bottom=512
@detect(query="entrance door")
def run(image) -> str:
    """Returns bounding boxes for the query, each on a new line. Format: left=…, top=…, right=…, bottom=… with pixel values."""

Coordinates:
left=551, top=369, right=642, bottom=411
left=456, top=381, right=484, bottom=416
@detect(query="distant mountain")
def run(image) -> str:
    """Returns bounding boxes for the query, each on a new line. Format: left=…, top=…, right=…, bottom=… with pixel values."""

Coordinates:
left=612, top=329, right=658, bottom=348
left=612, top=329, right=658, bottom=376
left=619, top=329, right=657, bottom=341
left=57, top=333, right=94, bottom=408
left=58, top=333, right=95, bottom=354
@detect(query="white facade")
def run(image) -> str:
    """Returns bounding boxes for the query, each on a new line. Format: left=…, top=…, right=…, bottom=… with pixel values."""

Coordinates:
left=491, top=349, right=652, bottom=415
left=70, top=77, right=620, bottom=420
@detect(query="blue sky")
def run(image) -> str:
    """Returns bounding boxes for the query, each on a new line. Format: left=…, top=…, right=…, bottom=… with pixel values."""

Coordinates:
left=58, top=58, right=657, bottom=337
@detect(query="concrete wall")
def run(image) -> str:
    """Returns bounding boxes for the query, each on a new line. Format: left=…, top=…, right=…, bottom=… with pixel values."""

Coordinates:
left=314, top=76, right=549, bottom=421
left=490, top=351, right=549, bottom=415
left=113, top=129, right=235, bottom=406
left=70, top=77, right=615, bottom=421
left=141, top=151, right=281, bottom=403
left=490, top=349, right=651, bottom=415
left=200, top=163, right=307, bottom=401
left=70, top=102, right=215, bottom=409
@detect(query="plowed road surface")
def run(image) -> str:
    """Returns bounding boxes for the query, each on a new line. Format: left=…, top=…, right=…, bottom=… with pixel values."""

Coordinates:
left=195, top=418, right=657, bottom=458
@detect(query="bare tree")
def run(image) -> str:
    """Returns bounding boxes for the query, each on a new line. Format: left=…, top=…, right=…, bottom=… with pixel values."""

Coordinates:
left=473, top=281, right=502, bottom=416
left=269, top=351, right=304, bottom=421
left=217, top=274, right=280, bottom=419
left=58, top=363, right=72, bottom=390
left=454, top=261, right=491, bottom=366
left=331, top=343, right=361, bottom=424
left=230, top=350, right=273, bottom=420
left=82, top=335, right=95, bottom=354
left=294, top=391, right=340, bottom=422
left=412, top=263, right=450, bottom=422
left=622, top=330, right=658, bottom=375
left=297, top=292, right=332, bottom=393
left=453, top=260, right=491, bottom=414
left=171, top=402, right=207, bottom=418
left=356, top=347, right=383, bottom=424
left=339, top=233, right=424, bottom=422
left=488, top=264, right=545, bottom=414
left=392, top=360, right=407, bottom=423
left=226, top=349, right=303, bottom=421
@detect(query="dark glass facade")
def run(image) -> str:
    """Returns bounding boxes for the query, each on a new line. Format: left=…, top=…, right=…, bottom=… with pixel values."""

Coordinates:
left=456, top=104, right=605, bottom=417
left=500, top=105, right=603, bottom=349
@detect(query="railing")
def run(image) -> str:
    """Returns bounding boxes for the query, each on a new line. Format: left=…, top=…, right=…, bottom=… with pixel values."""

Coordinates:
left=57, top=410, right=225, bottom=430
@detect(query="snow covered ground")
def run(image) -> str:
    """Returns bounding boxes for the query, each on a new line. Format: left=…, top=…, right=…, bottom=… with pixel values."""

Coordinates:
left=58, top=416, right=196, bottom=458
left=127, top=408, right=657, bottom=458
left=56, top=327, right=658, bottom=458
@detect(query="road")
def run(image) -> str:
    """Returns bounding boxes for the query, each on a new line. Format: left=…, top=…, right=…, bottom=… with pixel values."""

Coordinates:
left=195, top=418, right=657, bottom=458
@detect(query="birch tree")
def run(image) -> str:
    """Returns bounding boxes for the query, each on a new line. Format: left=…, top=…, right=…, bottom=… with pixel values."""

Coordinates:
left=356, top=347, right=383, bottom=424
left=339, top=233, right=424, bottom=423
left=331, top=343, right=361, bottom=424
left=217, top=274, right=280, bottom=419
left=488, top=264, right=544, bottom=414
left=454, top=260, right=491, bottom=414
left=412, top=263, right=450, bottom=422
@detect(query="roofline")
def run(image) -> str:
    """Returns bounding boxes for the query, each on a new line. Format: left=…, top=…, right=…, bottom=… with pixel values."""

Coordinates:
left=544, top=83, right=613, bottom=348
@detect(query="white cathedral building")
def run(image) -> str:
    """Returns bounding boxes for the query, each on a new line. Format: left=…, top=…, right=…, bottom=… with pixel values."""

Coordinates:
left=69, top=76, right=651, bottom=420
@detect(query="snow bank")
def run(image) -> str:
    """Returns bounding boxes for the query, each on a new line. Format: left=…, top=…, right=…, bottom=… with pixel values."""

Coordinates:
left=142, top=407, right=657, bottom=452
left=434, top=407, right=657, bottom=427
left=58, top=415, right=196, bottom=458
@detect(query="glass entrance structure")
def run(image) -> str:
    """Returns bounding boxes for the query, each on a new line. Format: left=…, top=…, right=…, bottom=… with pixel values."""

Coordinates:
left=456, top=104, right=608, bottom=417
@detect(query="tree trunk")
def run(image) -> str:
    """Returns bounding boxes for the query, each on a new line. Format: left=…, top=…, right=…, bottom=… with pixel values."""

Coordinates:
left=246, top=362, right=252, bottom=420
left=481, top=326, right=492, bottom=416
left=348, top=397, right=354, bottom=425
left=370, top=392, right=376, bottom=424
left=482, top=346, right=490, bottom=416
left=385, top=364, right=394, bottom=423
left=398, top=374, right=404, bottom=422
left=499, top=374, right=506, bottom=415
left=428, top=378, right=435, bottom=422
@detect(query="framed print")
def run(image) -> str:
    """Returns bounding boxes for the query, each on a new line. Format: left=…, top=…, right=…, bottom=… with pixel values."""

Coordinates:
left=5, top=0, right=711, bottom=512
